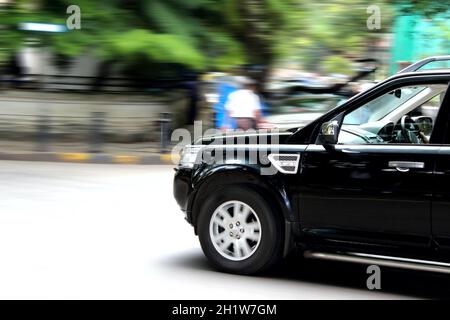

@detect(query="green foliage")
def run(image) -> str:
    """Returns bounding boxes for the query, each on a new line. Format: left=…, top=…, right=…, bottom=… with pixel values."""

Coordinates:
left=4, top=0, right=443, bottom=76
left=322, top=55, right=353, bottom=75
left=0, top=0, right=252, bottom=71
left=0, top=4, right=27, bottom=61
left=292, top=1, right=393, bottom=72
left=105, top=29, right=205, bottom=70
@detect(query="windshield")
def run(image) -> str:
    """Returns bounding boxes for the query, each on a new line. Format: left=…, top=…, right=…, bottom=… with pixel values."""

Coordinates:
left=343, top=86, right=426, bottom=125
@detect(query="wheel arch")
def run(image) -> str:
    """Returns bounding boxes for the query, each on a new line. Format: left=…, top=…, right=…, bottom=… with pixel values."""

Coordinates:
left=188, top=165, right=298, bottom=256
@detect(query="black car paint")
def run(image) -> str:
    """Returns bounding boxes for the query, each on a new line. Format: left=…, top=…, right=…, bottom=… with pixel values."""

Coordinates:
left=173, top=71, right=450, bottom=261
left=433, top=147, right=450, bottom=254
left=298, top=144, right=435, bottom=252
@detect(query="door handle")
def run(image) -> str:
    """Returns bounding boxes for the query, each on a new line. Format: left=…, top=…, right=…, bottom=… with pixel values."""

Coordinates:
left=388, top=161, right=425, bottom=172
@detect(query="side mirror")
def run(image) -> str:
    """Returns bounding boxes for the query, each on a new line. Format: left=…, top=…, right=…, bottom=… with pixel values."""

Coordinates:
left=318, top=120, right=339, bottom=144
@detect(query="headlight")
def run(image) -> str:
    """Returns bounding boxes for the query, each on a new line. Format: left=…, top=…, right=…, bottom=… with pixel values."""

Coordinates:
left=179, top=145, right=203, bottom=168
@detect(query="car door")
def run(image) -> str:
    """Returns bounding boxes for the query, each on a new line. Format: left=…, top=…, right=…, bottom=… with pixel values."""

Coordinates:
left=299, top=144, right=435, bottom=251
left=432, top=97, right=450, bottom=255
left=297, top=82, right=449, bottom=252
left=434, top=148, right=450, bottom=254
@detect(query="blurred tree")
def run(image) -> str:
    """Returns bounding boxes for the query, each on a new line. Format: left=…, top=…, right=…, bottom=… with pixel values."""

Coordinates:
left=3, top=0, right=442, bottom=80
left=0, top=0, right=299, bottom=77
left=322, top=56, right=352, bottom=75
left=291, top=0, right=393, bottom=74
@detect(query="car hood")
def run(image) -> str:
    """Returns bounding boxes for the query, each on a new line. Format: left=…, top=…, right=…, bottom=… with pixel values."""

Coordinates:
left=195, top=130, right=293, bottom=146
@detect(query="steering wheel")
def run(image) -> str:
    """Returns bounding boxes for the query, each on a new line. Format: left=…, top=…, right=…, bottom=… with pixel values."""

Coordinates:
left=400, top=115, right=421, bottom=143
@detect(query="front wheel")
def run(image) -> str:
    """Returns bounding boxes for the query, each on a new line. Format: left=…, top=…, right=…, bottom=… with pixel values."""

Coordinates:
left=197, top=186, right=284, bottom=275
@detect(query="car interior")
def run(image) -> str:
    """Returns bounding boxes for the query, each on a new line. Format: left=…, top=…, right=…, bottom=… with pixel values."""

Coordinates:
left=338, top=84, right=447, bottom=144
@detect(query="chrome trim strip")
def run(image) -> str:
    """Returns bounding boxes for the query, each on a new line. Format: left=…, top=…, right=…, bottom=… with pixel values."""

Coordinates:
left=388, top=161, right=425, bottom=169
left=304, top=250, right=450, bottom=274
left=306, top=144, right=441, bottom=154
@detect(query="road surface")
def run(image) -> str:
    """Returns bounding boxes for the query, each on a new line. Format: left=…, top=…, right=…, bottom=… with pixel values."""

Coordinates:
left=0, top=160, right=447, bottom=299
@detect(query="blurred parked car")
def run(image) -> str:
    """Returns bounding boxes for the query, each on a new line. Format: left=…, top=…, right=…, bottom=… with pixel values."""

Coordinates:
left=261, top=94, right=343, bottom=130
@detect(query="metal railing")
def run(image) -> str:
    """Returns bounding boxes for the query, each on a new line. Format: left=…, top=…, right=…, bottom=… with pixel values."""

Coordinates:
left=0, top=74, right=188, bottom=152
left=0, top=73, right=186, bottom=93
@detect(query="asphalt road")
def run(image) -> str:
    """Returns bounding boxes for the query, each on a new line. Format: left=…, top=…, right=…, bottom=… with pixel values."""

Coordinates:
left=0, top=160, right=449, bottom=299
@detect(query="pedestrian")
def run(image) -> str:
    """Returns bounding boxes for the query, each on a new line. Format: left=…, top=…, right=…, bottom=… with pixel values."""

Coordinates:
left=213, top=70, right=241, bottom=130
left=224, top=77, right=261, bottom=130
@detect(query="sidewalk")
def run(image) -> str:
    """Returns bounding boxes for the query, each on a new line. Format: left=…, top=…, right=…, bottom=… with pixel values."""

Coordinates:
left=0, top=141, right=180, bottom=165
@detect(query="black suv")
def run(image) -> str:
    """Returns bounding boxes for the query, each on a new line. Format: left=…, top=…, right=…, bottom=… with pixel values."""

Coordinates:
left=174, top=56, right=450, bottom=275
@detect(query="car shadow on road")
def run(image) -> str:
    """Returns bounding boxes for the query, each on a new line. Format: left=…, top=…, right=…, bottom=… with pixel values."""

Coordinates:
left=166, top=250, right=450, bottom=299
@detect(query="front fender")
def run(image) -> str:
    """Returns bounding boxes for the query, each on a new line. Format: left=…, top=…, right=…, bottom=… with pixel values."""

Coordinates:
left=188, top=163, right=297, bottom=226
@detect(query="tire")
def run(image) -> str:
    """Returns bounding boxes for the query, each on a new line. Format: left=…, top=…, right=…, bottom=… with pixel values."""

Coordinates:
left=197, top=186, right=284, bottom=275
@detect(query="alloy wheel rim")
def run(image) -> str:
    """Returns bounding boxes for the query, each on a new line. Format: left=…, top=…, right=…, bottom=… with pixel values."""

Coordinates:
left=209, top=200, right=262, bottom=261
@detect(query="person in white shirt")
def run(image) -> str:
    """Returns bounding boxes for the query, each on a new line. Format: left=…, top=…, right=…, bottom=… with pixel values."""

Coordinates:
left=224, top=77, right=262, bottom=130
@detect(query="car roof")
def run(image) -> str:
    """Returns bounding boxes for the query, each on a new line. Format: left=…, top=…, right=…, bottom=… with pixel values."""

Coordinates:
left=397, top=55, right=450, bottom=74
left=369, top=70, right=450, bottom=92
left=388, top=69, right=450, bottom=80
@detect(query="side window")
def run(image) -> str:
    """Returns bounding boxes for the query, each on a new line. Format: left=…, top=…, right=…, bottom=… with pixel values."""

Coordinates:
left=411, top=92, right=442, bottom=123
left=338, top=84, right=447, bottom=145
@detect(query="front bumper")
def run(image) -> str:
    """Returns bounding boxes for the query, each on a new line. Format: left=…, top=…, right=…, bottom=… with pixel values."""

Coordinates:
left=173, top=167, right=194, bottom=223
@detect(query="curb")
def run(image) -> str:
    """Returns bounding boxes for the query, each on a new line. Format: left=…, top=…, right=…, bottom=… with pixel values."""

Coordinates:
left=0, top=152, right=180, bottom=165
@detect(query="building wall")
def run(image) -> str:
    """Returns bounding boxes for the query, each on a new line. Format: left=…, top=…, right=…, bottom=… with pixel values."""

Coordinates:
left=390, top=11, right=450, bottom=74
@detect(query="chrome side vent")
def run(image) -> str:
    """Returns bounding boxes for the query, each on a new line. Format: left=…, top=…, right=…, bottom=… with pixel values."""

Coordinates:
left=268, top=154, right=300, bottom=174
